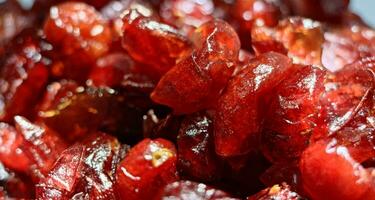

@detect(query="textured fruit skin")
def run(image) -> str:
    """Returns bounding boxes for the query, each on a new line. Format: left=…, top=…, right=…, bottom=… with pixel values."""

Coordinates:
left=43, top=2, right=111, bottom=82
left=300, top=139, right=375, bottom=200
left=247, top=183, right=304, bottom=200
left=0, top=30, right=49, bottom=122
left=36, top=133, right=126, bottom=199
left=156, top=180, right=239, bottom=200
left=261, top=65, right=326, bottom=163
left=160, top=0, right=214, bottom=36
left=115, top=138, right=178, bottom=200
left=151, top=19, right=240, bottom=114
left=122, top=9, right=191, bottom=78
left=214, top=52, right=294, bottom=156
left=177, top=112, right=222, bottom=181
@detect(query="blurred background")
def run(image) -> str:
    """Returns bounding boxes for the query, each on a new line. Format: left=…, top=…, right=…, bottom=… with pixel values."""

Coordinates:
left=351, top=0, right=375, bottom=27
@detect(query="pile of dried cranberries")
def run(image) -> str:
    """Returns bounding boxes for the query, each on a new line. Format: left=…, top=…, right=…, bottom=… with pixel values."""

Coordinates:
left=0, top=0, right=374, bottom=199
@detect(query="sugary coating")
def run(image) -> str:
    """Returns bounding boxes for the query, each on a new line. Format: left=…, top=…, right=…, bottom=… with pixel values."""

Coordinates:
left=300, top=139, right=375, bottom=200
left=151, top=19, right=240, bottom=114
left=122, top=9, right=191, bottom=78
left=177, top=112, right=222, bottom=181
left=214, top=52, right=294, bottom=156
left=261, top=65, right=326, bottom=163
left=43, top=2, right=112, bottom=81
left=247, top=183, right=304, bottom=200
left=0, top=30, right=49, bottom=122
left=160, top=0, right=214, bottom=36
left=116, top=138, right=178, bottom=200
left=156, top=180, right=239, bottom=200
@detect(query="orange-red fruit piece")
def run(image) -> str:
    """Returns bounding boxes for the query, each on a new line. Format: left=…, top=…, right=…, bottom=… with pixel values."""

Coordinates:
left=300, top=139, right=375, bottom=200
left=122, top=9, right=191, bottom=78
left=247, top=183, right=304, bottom=200
left=214, top=52, right=294, bottom=156
left=116, top=138, right=178, bottom=200
left=151, top=19, right=240, bottom=114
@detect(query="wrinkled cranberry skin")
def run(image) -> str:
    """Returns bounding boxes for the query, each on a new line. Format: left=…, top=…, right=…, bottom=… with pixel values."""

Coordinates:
left=151, top=19, right=240, bottom=114
left=36, top=133, right=126, bottom=199
left=286, top=0, right=350, bottom=22
left=177, top=112, right=222, bottom=181
left=160, top=0, right=214, bottom=36
left=14, top=116, right=67, bottom=181
left=122, top=9, right=191, bottom=78
left=157, top=180, right=239, bottom=200
left=247, top=183, right=304, bottom=200
left=43, top=2, right=112, bottom=82
left=261, top=65, right=326, bottom=163
left=0, top=30, right=49, bottom=122
left=116, top=138, right=178, bottom=200
left=214, top=52, right=294, bottom=156
left=300, top=140, right=375, bottom=200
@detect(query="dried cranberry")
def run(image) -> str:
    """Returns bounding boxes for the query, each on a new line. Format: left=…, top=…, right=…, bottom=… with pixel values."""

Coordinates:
left=214, top=52, right=294, bottom=156
left=116, top=138, right=178, bottom=200
left=151, top=19, right=240, bottom=114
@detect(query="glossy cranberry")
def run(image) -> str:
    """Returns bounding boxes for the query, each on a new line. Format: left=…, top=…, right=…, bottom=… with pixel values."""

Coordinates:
left=247, top=183, right=304, bottom=200
left=44, top=2, right=112, bottom=82
left=261, top=65, right=326, bottom=163
left=122, top=9, right=191, bottom=78
left=116, top=138, right=178, bottom=200
left=151, top=19, right=240, bottom=114
left=0, top=30, right=49, bottom=122
left=214, top=52, right=294, bottom=156
left=157, top=180, right=239, bottom=200
left=177, top=112, right=222, bottom=181
left=300, top=139, right=375, bottom=200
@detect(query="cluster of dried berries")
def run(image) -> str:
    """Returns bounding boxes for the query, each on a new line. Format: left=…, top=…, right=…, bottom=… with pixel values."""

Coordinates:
left=0, top=0, right=374, bottom=199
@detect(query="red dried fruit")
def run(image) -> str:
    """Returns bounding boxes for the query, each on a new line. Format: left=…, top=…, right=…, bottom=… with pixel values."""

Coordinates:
left=322, top=25, right=375, bottom=72
left=0, top=30, right=49, bottom=122
left=247, top=183, right=304, bottom=200
left=44, top=2, right=112, bottom=82
left=116, top=138, right=178, bottom=200
left=14, top=116, right=67, bottom=181
left=214, top=52, right=294, bottom=156
left=160, top=0, right=214, bottom=36
left=177, top=112, right=222, bottom=181
left=230, top=0, right=283, bottom=49
left=151, top=19, right=240, bottom=114
left=157, top=180, right=239, bottom=200
left=300, top=139, right=375, bottom=200
left=286, top=0, right=349, bottom=23
left=0, top=123, right=30, bottom=172
left=261, top=65, right=326, bottom=163
left=122, top=9, right=191, bottom=78
left=313, top=67, right=373, bottom=139
left=0, top=162, right=35, bottom=199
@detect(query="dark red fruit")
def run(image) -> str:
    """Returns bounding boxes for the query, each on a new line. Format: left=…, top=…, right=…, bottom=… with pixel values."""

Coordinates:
left=151, top=19, right=240, bottom=114
left=214, top=52, right=294, bottom=156
left=0, top=30, right=49, bottom=122
left=247, top=183, right=304, bottom=200
left=44, top=2, right=112, bottom=82
left=177, top=112, right=222, bottom=181
left=0, top=162, right=35, bottom=199
left=261, top=65, right=326, bottom=163
left=122, top=9, right=191, bottom=78
left=116, top=138, right=178, bottom=200
left=157, top=180, right=239, bottom=200
left=300, top=139, right=375, bottom=200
